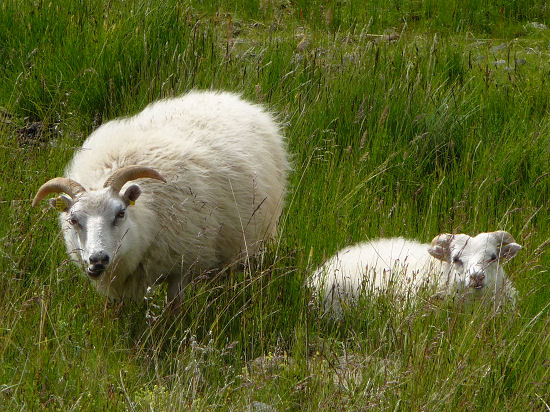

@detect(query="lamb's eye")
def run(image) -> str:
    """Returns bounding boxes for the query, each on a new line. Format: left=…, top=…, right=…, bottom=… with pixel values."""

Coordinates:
left=452, top=256, right=462, bottom=265
left=489, top=254, right=497, bottom=262
left=116, top=210, right=125, bottom=219
left=69, top=217, right=78, bottom=226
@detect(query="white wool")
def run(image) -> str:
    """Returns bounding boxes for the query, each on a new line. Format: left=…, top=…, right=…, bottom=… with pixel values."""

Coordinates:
left=56, top=91, right=289, bottom=300
left=311, top=232, right=521, bottom=315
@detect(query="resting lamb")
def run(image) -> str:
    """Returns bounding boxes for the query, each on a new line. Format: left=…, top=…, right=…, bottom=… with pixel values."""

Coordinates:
left=311, top=231, right=521, bottom=314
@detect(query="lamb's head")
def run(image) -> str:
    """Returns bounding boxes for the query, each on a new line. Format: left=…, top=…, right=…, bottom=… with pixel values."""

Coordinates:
left=33, top=166, right=166, bottom=279
left=428, top=231, right=521, bottom=292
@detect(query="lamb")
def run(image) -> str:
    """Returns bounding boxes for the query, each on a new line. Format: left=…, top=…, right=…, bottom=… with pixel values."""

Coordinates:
left=32, top=91, right=289, bottom=301
left=311, top=231, right=522, bottom=315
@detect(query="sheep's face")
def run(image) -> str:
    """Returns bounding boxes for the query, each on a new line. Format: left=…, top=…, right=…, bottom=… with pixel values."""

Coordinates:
left=52, top=185, right=142, bottom=279
left=428, top=231, right=521, bottom=291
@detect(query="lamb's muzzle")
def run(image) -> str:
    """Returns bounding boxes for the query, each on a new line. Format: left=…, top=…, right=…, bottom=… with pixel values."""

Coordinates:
left=469, top=270, right=486, bottom=289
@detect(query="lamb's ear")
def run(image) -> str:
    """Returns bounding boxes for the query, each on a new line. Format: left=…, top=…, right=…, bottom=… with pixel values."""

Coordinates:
left=492, top=231, right=522, bottom=260
left=428, top=233, right=454, bottom=262
left=48, top=195, right=72, bottom=213
left=499, top=243, right=522, bottom=260
left=122, top=184, right=141, bottom=206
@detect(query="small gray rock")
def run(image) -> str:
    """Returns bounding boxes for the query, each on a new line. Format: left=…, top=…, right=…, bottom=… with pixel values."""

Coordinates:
left=248, top=401, right=277, bottom=412
left=526, top=22, right=548, bottom=30
left=490, top=43, right=507, bottom=52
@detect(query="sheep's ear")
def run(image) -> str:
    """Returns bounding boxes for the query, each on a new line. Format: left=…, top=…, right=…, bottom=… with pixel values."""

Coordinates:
left=499, top=242, right=522, bottom=260
left=491, top=231, right=522, bottom=261
left=428, top=233, right=454, bottom=262
left=48, top=195, right=72, bottom=213
left=122, top=184, right=141, bottom=206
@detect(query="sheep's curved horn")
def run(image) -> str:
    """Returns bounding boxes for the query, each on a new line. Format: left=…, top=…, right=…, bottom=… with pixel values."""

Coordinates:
left=32, top=177, right=86, bottom=207
left=104, top=165, right=166, bottom=193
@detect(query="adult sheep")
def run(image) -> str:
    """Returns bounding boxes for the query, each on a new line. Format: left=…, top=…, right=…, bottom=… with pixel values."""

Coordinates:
left=311, top=231, right=521, bottom=315
left=32, top=91, right=289, bottom=302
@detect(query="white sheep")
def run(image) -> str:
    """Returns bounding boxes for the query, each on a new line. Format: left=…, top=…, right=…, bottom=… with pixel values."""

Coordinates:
left=311, top=231, right=522, bottom=315
left=33, top=91, right=289, bottom=301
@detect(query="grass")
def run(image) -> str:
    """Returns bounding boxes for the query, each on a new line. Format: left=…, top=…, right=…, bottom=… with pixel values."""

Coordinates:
left=1, top=0, right=549, bottom=410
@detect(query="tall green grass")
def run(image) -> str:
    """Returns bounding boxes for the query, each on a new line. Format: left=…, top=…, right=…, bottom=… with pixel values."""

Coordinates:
left=1, top=0, right=549, bottom=409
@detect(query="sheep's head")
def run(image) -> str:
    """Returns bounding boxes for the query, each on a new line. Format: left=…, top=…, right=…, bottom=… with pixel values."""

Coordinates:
left=32, top=166, right=166, bottom=279
left=428, top=231, right=521, bottom=291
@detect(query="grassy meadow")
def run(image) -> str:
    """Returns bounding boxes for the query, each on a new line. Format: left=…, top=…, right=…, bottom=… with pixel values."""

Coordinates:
left=1, top=0, right=550, bottom=409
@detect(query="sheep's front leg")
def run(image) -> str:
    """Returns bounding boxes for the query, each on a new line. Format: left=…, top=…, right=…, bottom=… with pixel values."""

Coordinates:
left=166, top=274, right=190, bottom=307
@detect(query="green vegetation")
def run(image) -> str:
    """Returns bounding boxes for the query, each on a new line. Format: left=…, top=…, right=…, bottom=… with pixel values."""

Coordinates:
left=1, top=0, right=549, bottom=409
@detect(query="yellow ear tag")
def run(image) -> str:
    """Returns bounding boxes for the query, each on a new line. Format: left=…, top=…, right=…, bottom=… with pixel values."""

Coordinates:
left=129, top=200, right=135, bottom=206
left=54, top=197, right=66, bottom=212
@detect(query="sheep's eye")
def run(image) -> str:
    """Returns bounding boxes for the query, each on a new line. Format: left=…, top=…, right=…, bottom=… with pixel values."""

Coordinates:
left=489, top=254, right=498, bottom=262
left=452, top=256, right=462, bottom=265
left=69, top=216, right=78, bottom=226
left=115, top=210, right=125, bottom=220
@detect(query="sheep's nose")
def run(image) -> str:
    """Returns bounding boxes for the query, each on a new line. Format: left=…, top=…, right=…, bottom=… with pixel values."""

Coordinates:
left=87, top=251, right=110, bottom=278
left=469, top=271, right=485, bottom=288
left=89, top=251, right=109, bottom=266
